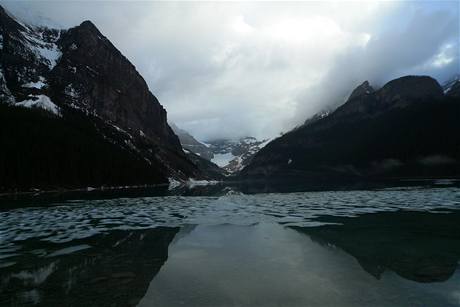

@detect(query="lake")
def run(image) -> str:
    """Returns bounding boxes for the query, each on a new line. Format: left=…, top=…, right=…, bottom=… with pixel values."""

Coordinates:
left=1, top=182, right=460, bottom=306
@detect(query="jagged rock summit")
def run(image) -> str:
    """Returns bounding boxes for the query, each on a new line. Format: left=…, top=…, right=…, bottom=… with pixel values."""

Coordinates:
left=53, top=19, right=181, bottom=148
left=377, top=75, right=443, bottom=105
left=348, top=80, right=374, bottom=101
left=335, top=76, right=443, bottom=119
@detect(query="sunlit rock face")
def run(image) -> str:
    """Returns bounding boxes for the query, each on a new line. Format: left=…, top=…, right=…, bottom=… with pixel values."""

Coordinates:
left=0, top=6, right=214, bottom=191
left=241, top=75, right=460, bottom=181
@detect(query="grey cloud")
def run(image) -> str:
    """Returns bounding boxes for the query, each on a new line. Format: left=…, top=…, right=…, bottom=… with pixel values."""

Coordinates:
left=291, top=6, right=459, bottom=127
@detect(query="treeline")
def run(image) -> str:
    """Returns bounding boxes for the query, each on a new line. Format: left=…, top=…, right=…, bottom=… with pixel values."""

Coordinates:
left=0, top=104, right=167, bottom=192
left=245, top=96, right=460, bottom=180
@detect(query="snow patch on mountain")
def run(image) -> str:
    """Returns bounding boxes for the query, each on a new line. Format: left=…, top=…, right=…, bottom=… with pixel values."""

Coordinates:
left=168, top=178, right=182, bottom=190
left=212, top=152, right=236, bottom=167
left=15, top=94, right=61, bottom=116
left=21, top=28, right=61, bottom=69
left=206, top=136, right=272, bottom=173
left=64, top=84, right=79, bottom=98
left=23, top=76, right=46, bottom=89
left=443, top=74, right=460, bottom=94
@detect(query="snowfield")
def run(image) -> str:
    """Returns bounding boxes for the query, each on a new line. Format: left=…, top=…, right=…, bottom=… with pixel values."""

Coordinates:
left=15, top=94, right=61, bottom=116
left=21, top=27, right=62, bottom=69
left=23, top=76, right=46, bottom=89
left=211, top=152, right=236, bottom=167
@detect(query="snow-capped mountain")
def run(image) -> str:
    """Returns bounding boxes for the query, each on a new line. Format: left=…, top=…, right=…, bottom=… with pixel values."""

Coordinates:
left=171, top=122, right=270, bottom=173
left=0, top=6, right=214, bottom=191
left=442, top=74, right=460, bottom=97
left=205, top=137, right=271, bottom=173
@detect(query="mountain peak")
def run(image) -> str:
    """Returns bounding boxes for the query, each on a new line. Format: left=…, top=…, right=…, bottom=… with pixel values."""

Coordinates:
left=0, top=5, right=28, bottom=32
left=242, top=74, right=460, bottom=181
left=79, top=20, right=98, bottom=31
left=72, top=20, right=105, bottom=39
left=348, top=81, right=374, bottom=101
left=379, top=75, right=443, bottom=102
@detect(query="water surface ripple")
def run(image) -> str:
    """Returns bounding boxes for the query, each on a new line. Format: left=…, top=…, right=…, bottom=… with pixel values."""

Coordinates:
left=1, top=186, right=459, bottom=246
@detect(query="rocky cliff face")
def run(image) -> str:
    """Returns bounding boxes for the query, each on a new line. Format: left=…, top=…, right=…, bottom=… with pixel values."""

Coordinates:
left=170, top=123, right=214, bottom=160
left=0, top=7, right=61, bottom=104
left=348, top=80, right=374, bottom=101
left=0, top=6, right=207, bottom=191
left=51, top=20, right=180, bottom=149
left=376, top=75, right=443, bottom=107
left=241, top=75, right=460, bottom=182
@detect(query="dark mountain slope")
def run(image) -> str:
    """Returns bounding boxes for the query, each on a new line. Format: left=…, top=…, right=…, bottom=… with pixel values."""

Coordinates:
left=443, top=75, right=460, bottom=97
left=0, top=105, right=166, bottom=190
left=51, top=20, right=179, bottom=148
left=0, top=6, right=209, bottom=192
left=170, top=123, right=214, bottom=160
left=182, top=150, right=228, bottom=179
left=241, top=76, right=460, bottom=182
left=293, top=211, right=460, bottom=283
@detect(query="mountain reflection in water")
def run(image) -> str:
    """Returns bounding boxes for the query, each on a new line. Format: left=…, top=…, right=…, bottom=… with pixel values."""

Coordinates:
left=294, top=210, right=460, bottom=283
left=0, top=227, right=178, bottom=306
left=139, top=219, right=460, bottom=307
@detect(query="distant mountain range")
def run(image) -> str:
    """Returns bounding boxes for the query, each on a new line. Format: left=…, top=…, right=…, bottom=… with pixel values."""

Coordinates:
left=205, top=137, right=271, bottom=173
left=241, top=75, right=460, bottom=182
left=170, top=123, right=270, bottom=174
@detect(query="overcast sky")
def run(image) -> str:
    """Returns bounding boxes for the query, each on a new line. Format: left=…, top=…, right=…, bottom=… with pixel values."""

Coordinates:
left=4, top=1, right=459, bottom=141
